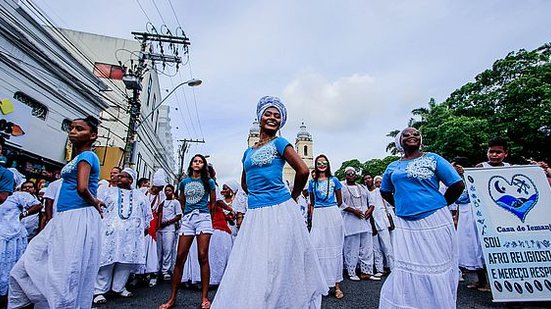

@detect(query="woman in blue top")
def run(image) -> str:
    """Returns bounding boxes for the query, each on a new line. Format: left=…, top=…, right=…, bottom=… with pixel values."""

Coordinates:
left=211, top=96, right=327, bottom=309
left=378, top=127, right=464, bottom=309
left=9, top=116, right=103, bottom=309
left=161, top=154, right=216, bottom=309
left=308, top=154, right=346, bottom=299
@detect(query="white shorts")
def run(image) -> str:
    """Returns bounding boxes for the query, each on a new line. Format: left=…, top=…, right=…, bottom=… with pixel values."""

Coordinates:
left=180, top=211, right=213, bottom=236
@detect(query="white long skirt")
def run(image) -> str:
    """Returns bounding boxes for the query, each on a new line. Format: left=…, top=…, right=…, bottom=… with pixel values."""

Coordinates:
left=8, top=207, right=102, bottom=309
left=211, top=199, right=328, bottom=309
left=182, top=229, right=233, bottom=285
left=137, top=235, right=159, bottom=274
left=457, top=202, right=484, bottom=270
left=310, top=206, right=344, bottom=288
left=379, top=207, right=458, bottom=309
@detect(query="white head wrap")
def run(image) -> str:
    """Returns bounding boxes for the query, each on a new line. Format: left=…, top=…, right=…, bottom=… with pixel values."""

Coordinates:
left=122, top=168, right=137, bottom=189
left=152, top=169, right=167, bottom=187
left=344, top=166, right=356, bottom=174
left=8, top=168, right=25, bottom=189
left=394, top=128, right=422, bottom=154
left=374, top=175, right=383, bottom=182
left=256, top=96, right=288, bottom=129
left=224, top=179, right=240, bottom=194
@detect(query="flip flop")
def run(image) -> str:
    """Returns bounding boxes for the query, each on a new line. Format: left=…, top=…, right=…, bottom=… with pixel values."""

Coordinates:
left=201, top=300, right=211, bottom=309
left=335, top=289, right=344, bottom=299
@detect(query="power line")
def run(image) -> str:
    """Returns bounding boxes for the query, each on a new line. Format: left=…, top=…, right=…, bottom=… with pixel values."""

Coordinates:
left=168, top=0, right=182, bottom=29
left=135, top=0, right=153, bottom=24
left=150, top=0, right=167, bottom=25
left=187, top=57, right=204, bottom=139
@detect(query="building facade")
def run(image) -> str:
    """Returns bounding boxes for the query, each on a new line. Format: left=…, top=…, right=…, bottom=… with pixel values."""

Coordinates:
left=57, top=29, right=176, bottom=182
left=0, top=0, right=109, bottom=187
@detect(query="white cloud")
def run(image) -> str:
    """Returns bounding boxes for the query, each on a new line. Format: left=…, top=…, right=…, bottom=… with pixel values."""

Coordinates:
left=283, top=72, right=390, bottom=132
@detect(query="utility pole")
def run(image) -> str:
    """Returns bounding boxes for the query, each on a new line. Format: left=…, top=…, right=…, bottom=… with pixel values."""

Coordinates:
left=178, top=138, right=205, bottom=180
left=122, top=30, right=190, bottom=167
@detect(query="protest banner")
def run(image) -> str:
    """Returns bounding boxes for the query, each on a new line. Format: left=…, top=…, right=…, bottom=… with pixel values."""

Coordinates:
left=464, top=165, right=551, bottom=302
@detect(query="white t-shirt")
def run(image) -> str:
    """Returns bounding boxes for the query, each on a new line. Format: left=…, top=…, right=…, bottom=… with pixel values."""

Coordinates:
left=160, top=199, right=183, bottom=232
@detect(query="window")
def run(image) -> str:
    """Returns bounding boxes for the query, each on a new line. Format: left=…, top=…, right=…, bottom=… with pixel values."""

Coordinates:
left=13, top=92, right=48, bottom=120
left=304, top=145, right=308, bottom=156
left=61, top=119, right=72, bottom=132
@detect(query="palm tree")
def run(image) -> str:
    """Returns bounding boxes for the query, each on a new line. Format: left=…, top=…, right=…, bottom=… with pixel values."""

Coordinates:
left=385, top=129, right=401, bottom=155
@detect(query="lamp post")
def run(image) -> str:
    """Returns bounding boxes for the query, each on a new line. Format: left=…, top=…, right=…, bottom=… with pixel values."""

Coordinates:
left=136, top=78, right=202, bottom=130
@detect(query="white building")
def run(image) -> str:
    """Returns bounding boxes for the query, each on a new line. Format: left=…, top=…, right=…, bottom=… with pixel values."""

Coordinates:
left=57, top=29, right=176, bottom=182
left=0, top=0, right=108, bottom=186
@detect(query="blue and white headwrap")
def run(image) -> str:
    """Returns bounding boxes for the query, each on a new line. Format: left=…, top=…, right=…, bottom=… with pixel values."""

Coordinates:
left=256, top=96, right=287, bottom=129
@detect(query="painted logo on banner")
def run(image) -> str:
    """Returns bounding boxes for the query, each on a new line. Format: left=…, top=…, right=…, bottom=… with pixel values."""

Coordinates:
left=488, top=174, right=539, bottom=222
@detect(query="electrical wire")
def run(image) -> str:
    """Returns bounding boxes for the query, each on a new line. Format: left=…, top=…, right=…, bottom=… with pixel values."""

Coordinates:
left=187, top=55, right=204, bottom=139
left=150, top=0, right=167, bottom=25
left=135, top=0, right=153, bottom=24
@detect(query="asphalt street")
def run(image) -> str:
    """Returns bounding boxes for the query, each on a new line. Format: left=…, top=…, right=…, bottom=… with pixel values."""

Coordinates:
left=99, top=273, right=551, bottom=309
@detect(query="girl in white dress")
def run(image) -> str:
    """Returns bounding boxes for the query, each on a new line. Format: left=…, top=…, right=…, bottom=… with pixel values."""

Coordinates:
left=308, top=155, right=346, bottom=298
left=211, top=96, right=327, bottom=309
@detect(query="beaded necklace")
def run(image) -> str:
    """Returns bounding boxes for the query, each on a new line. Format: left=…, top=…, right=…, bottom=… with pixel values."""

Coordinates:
left=117, top=188, right=134, bottom=220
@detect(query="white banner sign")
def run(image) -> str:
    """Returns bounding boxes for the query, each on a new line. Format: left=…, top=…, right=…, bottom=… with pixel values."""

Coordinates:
left=464, top=165, right=551, bottom=302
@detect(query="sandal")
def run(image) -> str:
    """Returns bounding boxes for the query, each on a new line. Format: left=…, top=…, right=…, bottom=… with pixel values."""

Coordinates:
left=93, top=294, right=107, bottom=305
left=335, top=289, right=344, bottom=299
left=201, top=299, right=211, bottom=309
left=118, top=289, right=133, bottom=298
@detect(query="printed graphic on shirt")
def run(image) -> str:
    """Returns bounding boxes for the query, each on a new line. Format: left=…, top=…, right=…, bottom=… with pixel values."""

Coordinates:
left=60, top=156, right=79, bottom=176
left=315, top=179, right=336, bottom=200
left=250, top=142, right=278, bottom=167
left=184, top=181, right=205, bottom=205
left=406, top=155, right=436, bottom=179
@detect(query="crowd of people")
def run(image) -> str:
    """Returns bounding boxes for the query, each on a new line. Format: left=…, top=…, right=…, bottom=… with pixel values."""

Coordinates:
left=0, top=97, right=550, bottom=309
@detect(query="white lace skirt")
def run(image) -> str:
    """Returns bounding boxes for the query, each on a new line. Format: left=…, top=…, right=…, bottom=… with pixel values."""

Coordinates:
left=8, top=207, right=102, bottom=309
left=211, top=199, right=328, bottom=309
left=457, top=202, right=484, bottom=270
left=182, top=229, right=233, bottom=285
left=379, top=207, right=458, bottom=309
left=310, top=206, right=345, bottom=288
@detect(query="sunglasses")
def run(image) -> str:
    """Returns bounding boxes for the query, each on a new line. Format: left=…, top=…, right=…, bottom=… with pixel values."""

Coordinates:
left=345, top=172, right=356, bottom=176
left=316, top=161, right=328, bottom=166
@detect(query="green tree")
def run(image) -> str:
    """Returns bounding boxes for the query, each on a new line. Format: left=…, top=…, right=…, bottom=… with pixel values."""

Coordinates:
left=388, top=43, right=551, bottom=163
left=335, top=156, right=400, bottom=181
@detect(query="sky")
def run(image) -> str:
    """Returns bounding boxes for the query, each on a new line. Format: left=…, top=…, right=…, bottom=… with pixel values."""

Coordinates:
left=37, top=0, right=551, bottom=182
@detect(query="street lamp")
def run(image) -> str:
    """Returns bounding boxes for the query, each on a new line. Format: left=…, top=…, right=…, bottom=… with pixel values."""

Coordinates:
left=137, top=78, right=202, bottom=129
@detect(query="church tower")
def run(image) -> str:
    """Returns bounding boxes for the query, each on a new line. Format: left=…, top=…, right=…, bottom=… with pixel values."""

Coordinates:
left=283, top=122, right=314, bottom=187
left=247, top=119, right=260, bottom=147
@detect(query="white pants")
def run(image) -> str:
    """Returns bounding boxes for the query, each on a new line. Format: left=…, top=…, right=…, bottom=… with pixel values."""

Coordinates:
left=373, top=228, right=394, bottom=273
left=157, top=231, right=177, bottom=275
left=94, top=263, right=134, bottom=294
left=343, top=232, right=373, bottom=276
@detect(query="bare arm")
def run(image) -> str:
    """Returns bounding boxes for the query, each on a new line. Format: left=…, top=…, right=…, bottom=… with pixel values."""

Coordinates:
left=444, top=181, right=465, bottom=206
left=381, top=191, right=395, bottom=207
left=20, top=203, right=43, bottom=220
left=0, top=192, right=10, bottom=204
left=283, top=145, right=309, bottom=200
left=241, top=170, right=248, bottom=194
left=209, top=189, right=216, bottom=212
left=44, top=198, right=53, bottom=222
left=76, top=161, right=103, bottom=217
